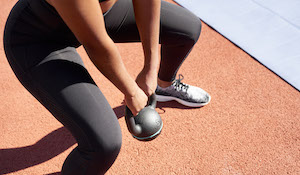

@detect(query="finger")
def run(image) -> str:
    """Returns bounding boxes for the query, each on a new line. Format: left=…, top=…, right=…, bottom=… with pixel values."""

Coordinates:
left=132, top=109, right=139, bottom=116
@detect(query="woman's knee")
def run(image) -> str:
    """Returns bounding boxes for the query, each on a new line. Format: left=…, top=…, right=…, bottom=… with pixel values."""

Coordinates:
left=181, top=13, right=202, bottom=45
left=160, top=2, right=202, bottom=46
left=91, top=132, right=122, bottom=173
left=62, top=136, right=122, bottom=175
left=79, top=129, right=122, bottom=174
left=61, top=107, right=122, bottom=174
left=99, top=132, right=122, bottom=158
left=93, top=121, right=122, bottom=162
left=189, top=17, right=202, bottom=44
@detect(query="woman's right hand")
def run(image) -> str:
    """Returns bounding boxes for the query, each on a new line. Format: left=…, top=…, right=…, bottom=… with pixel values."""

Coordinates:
left=124, top=87, right=148, bottom=116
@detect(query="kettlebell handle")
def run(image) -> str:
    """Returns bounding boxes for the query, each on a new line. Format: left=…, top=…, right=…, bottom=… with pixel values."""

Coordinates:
left=148, top=94, right=157, bottom=109
left=126, top=94, right=157, bottom=117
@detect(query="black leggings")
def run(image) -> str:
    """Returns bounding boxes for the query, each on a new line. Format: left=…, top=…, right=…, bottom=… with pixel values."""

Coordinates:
left=3, top=0, right=201, bottom=174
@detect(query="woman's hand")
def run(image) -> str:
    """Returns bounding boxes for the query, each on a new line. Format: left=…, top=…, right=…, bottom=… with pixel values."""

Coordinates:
left=124, top=86, right=148, bottom=116
left=136, top=67, right=158, bottom=96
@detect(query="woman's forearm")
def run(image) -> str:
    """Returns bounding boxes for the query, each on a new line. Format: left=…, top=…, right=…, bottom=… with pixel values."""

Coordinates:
left=84, top=40, right=139, bottom=98
left=132, top=0, right=161, bottom=72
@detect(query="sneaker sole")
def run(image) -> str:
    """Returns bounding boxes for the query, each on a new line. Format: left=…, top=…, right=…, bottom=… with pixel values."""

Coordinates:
left=155, top=94, right=211, bottom=107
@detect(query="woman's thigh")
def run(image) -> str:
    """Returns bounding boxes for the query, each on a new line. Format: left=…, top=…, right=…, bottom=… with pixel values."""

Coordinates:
left=104, top=0, right=201, bottom=44
left=10, top=46, right=122, bottom=151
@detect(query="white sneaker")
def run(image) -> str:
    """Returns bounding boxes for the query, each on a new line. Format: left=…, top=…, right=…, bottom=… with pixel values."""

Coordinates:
left=155, top=74, right=211, bottom=107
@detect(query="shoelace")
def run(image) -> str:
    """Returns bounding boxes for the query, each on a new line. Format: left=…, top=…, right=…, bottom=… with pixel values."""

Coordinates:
left=172, top=74, right=189, bottom=92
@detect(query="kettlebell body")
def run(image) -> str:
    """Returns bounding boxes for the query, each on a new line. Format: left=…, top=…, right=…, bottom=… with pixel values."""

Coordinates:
left=125, top=94, right=163, bottom=141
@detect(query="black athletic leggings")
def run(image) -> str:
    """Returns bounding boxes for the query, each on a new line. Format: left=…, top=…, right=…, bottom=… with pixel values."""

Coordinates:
left=3, top=0, right=201, bottom=174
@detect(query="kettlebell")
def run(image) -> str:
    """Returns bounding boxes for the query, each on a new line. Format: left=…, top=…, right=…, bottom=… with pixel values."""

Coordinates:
left=125, top=94, right=163, bottom=141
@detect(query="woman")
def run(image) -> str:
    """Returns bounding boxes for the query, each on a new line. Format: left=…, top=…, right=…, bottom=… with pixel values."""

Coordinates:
left=3, top=0, right=210, bottom=174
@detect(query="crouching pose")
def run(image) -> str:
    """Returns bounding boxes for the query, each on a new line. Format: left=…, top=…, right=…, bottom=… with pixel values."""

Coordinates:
left=4, top=0, right=210, bottom=174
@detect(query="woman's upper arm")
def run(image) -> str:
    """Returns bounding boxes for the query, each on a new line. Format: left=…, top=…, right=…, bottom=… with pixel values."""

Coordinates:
left=48, top=0, right=111, bottom=49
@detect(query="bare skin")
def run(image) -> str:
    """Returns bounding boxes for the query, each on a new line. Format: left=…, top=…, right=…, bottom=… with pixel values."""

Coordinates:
left=45, top=0, right=164, bottom=115
left=132, top=0, right=172, bottom=89
left=157, top=78, right=173, bottom=88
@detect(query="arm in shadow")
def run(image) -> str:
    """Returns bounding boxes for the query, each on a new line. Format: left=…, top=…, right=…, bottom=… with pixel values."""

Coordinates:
left=0, top=127, right=76, bottom=174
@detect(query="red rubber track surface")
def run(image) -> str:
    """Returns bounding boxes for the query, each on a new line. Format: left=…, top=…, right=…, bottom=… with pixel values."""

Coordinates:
left=0, top=0, right=299, bottom=174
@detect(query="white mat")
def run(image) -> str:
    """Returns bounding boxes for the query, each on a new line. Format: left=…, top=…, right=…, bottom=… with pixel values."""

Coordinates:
left=174, top=0, right=300, bottom=91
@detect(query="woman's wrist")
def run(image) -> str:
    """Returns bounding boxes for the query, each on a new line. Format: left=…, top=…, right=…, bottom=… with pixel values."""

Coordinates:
left=123, top=78, right=140, bottom=98
left=143, top=65, right=159, bottom=75
left=143, top=54, right=160, bottom=73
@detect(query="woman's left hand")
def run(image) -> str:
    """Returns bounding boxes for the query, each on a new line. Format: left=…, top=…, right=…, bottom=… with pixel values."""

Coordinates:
left=136, top=68, right=158, bottom=97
